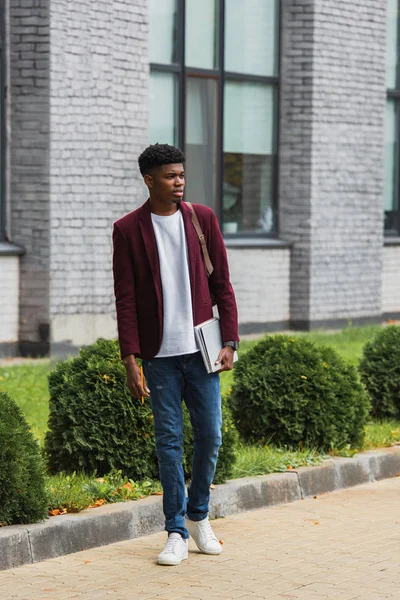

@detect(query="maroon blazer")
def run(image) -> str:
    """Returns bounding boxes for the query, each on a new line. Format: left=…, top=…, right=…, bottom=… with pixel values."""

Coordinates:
left=112, top=200, right=239, bottom=360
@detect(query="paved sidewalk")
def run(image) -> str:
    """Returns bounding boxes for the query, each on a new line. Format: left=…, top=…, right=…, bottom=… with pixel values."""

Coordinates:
left=1, top=478, right=400, bottom=600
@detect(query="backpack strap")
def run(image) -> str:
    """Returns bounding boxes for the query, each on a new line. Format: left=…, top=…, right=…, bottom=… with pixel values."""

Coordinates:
left=185, top=202, right=214, bottom=277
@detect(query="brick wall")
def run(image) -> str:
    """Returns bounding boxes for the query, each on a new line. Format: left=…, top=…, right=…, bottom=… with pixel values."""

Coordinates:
left=7, top=0, right=148, bottom=351
left=280, top=0, right=387, bottom=327
left=48, top=0, right=148, bottom=349
left=279, top=0, right=314, bottom=323
left=9, top=0, right=50, bottom=345
left=227, top=247, right=290, bottom=330
left=5, top=0, right=393, bottom=353
left=382, top=244, right=400, bottom=315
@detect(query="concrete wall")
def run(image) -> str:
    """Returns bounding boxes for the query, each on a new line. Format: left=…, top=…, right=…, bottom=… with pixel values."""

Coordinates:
left=382, top=244, right=400, bottom=316
left=0, top=255, right=19, bottom=345
left=280, top=0, right=387, bottom=328
left=227, top=247, right=290, bottom=332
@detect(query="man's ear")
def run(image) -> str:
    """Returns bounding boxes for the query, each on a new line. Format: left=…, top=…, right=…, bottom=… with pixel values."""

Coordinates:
left=144, top=174, right=153, bottom=189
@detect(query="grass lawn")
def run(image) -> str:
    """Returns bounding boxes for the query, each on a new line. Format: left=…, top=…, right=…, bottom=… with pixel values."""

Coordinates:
left=0, top=360, right=53, bottom=443
left=0, top=324, right=386, bottom=443
left=2, top=324, right=400, bottom=516
left=298, top=324, right=382, bottom=367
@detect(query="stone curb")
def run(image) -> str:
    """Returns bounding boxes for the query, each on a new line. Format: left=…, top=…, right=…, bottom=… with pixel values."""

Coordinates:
left=1, top=447, right=400, bottom=571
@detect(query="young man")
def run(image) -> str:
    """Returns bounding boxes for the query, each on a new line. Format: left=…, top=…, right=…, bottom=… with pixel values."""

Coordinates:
left=112, top=144, right=239, bottom=566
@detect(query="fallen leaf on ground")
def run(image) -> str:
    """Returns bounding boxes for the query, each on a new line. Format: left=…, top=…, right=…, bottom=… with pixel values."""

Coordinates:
left=48, top=509, right=67, bottom=517
left=89, top=499, right=107, bottom=508
left=122, top=482, right=134, bottom=491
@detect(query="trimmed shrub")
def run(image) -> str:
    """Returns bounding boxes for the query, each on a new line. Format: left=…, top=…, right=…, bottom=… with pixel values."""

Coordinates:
left=359, top=325, right=400, bottom=419
left=45, top=339, right=236, bottom=483
left=0, top=391, right=48, bottom=525
left=45, top=339, right=158, bottom=480
left=227, top=335, right=370, bottom=451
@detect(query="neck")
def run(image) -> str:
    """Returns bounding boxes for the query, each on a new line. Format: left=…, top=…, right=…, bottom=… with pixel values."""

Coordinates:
left=149, top=196, right=180, bottom=216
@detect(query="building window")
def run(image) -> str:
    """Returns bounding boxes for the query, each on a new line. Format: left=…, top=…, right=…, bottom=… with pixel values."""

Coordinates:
left=0, top=2, right=5, bottom=241
left=385, top=0, right=400, bottom=235
left=149, top=0, right=280, bottom=236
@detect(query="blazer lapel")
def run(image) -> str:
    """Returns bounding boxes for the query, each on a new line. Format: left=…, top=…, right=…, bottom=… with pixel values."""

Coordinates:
left=138, top=200, right=162, bottom=306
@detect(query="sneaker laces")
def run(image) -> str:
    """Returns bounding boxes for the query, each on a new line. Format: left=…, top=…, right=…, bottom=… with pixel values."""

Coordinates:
left=200, top=519, right=219, bottom=543
left=163, top=533, right=183, bottom=554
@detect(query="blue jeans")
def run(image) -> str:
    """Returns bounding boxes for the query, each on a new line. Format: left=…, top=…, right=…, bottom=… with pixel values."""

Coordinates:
left=142, top=351, right=222, bottom=539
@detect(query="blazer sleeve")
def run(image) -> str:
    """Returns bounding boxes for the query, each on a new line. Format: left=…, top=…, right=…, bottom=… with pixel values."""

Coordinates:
left=207, top=211, right=240, bottom=343
left=112, top=222, right=141, bottom=358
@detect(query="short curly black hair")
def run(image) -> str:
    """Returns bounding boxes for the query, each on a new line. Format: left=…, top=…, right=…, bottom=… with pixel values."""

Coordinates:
left=138, top=144, right=185, bottom=176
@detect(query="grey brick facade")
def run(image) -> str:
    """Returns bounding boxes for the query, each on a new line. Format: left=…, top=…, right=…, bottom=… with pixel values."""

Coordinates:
left=9, top=0, right=51, bottom=351
left=1, top=0, right=399, bottom=355
left=49, top=0, right=148, bottom=351
left=4, top=0, right=148, bottom=353
left=280, top=0, right=387, bottom=328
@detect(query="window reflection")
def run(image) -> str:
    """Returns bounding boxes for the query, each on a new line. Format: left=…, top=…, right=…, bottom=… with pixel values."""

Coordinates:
left=225, top=0, right=278, bottom=77
left=387, top=0, right=399, bottom=89
left=149, top=73, right=178, bottom=145
left=384, top=100, right=399, bottom=232
left=149, top=0, right=178, bottom=65
left=185, top=77, right=218, bottom=212
left=223, top=83, right=276, bottom=234
left=185, top=0, right=218, bottom=69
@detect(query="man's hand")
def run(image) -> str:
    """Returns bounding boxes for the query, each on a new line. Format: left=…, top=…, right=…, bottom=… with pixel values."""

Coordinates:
left=215, top=346, right=235, bottom=373
left=123, top=355, right=150, bottom=399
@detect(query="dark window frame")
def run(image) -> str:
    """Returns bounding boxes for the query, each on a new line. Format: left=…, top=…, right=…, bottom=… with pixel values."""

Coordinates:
left=386, top=0, right=400, bottom=237
left=149, top=0, right=280, bottom=238
left=0, top=0, right=5, bottom=242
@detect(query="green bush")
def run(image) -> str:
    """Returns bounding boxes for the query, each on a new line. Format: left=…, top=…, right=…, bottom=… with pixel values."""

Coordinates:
left=0, top=391, right=48, bottom=525
left=45, top=339, right=236, bottom=483
left=359, top=325, right=400, bottom=419
left=45, top=339, right=158, bottom=480
left=227, top=335, right=370, bottom=451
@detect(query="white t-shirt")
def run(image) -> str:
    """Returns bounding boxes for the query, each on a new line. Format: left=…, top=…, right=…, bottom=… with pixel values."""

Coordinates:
left=151, top=209, right=198, bottom=358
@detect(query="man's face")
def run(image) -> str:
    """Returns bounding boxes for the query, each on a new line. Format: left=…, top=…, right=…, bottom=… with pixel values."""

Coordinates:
left=145, top=163, right=185, bottom=204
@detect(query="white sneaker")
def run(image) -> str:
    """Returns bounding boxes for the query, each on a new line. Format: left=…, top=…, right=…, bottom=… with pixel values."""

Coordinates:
left=157, top=533, right=189, bottom=566
left=185, top=517, right=223, bottom=555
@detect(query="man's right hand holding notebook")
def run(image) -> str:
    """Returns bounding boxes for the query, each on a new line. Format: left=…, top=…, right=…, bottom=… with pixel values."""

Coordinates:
left=214, top=345, right=235, bottom=372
